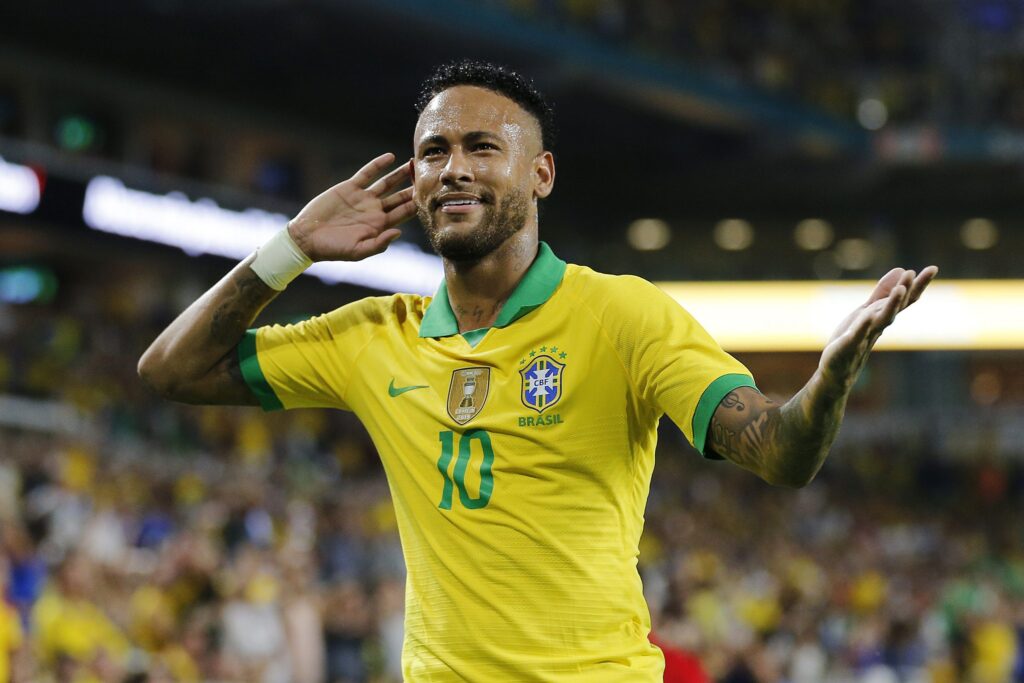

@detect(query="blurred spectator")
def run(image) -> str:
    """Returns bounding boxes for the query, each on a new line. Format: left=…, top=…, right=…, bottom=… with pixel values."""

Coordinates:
left=0, top=554, right=24, bottom=683
left=31, top=553, right=129, bottom=681
left=651, top=633, right=711, bottom=683
left=281, top=553, right=325, bottom=683
left=323, top=580, right=373, bottom=683
left=220, top=547, right=290, bottom=683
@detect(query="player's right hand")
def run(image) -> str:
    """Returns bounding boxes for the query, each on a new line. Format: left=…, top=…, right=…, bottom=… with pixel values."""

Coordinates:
left=286, top=153, right=416, bottom=262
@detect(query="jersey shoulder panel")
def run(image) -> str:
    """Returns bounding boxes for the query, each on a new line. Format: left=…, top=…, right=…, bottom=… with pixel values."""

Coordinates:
left=561, top=264, right=687, bottom=337
left=563, top=263, right=670, bottom=303
left=558, top=265, right=676, bottom=397
left=561, top=263, right=753, bottom=453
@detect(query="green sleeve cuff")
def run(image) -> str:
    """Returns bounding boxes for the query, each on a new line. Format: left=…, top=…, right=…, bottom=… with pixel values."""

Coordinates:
left=691, top=373, right=757, bottom=459
left=238, top=329, right=284, bottom=412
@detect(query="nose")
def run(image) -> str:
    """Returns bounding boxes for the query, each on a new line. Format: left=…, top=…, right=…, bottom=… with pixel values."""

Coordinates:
left=439, top=147, right=474, bottom=185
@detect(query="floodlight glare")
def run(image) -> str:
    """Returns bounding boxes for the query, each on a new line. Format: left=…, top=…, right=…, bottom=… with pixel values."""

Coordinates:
left=961, top=218, right=998, bottom=250
left=0, top=156, right=41, bottom=214
left=794, top=219, right=834, bottom=251
left=627, top=218, right=671, bottom=251
left=82, top=176, right=443, bottom=294
left=656, top=280, right=1024, bottom=351
left=713, top=219, right=754, bottom=251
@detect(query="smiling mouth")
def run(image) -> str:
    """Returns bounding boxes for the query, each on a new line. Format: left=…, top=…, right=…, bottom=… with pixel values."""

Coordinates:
left=436, top=197, right=485, bottom=214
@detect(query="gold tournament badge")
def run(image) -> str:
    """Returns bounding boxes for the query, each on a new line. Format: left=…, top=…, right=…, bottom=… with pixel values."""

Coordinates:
left=446, top=367, right=491, bottom=425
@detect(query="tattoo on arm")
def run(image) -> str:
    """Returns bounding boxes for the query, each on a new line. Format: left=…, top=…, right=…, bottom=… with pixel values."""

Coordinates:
left=708, top=385, right=847, bottom=486
left=140, top=257, right=275, bottom=406
left=720, top=391, right=745, bottom=411
left=709, top=390, right=780, bottom=470
left=197, top=267, right=274, bottom=404
left=209, top=269, right=273, bottom=345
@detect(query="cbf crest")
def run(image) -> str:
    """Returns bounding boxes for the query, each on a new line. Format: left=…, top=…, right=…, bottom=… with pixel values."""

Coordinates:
left=447, top=367, right=491, bottom=425
left=520, top=355, right=564, bottom=413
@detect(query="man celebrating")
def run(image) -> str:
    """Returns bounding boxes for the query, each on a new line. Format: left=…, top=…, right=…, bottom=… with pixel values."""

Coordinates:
left=139, top=61, right=936, bottom=680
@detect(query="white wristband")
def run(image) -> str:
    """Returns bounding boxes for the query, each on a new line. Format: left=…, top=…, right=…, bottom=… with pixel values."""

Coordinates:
left=251, top=227, right=313, bottom=291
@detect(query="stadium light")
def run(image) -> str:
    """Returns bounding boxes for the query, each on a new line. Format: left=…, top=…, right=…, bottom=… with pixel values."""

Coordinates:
left=627, top=218, right=671, bottom=251
left=0, top=156, right=42, bottom=215
left=0, top=267, right=58, bottom=304
left=794, top=219, right=834, bottom=251
left=55, top=115, right=101, bottom=152
left=656, top=280, right=1024, bottom=351
left=713, top=219, right=754, bottom=251
left=857, top=98, right=888, bottom=130
left=961, top=218, right=999, bottom=250
left=82, top=176, right=443, bottom=294
left=833, top=238, right=875, bottom=270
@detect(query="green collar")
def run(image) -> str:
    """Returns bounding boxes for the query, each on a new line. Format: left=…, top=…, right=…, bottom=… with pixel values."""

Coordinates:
left=419, top=241, right=567, bottom=339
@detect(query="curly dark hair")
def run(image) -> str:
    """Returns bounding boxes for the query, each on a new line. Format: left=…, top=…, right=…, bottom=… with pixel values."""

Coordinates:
left=415, top=60, right=556, bottom=151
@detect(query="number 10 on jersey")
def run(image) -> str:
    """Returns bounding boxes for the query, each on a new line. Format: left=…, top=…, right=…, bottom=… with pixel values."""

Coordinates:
left=437, top=429, right=494, bottom=510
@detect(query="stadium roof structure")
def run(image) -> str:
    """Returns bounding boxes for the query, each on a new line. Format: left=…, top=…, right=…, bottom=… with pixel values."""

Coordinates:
left=0, top=0, right=866, bottom=158
left=8, top=0, right=1024, bottom=165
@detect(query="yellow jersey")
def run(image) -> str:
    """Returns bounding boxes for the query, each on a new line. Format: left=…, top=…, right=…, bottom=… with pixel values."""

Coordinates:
left=0, top=600, right=22, bottom=683
left=239, top=242, right=754, bottom=681
left=31, top=590, right=129, bottom=668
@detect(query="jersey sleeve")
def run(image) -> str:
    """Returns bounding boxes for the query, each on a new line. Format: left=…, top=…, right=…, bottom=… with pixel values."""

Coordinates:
left=605, top=276, right=756, bottom=458
left=236, top=298, right=384, bottom=412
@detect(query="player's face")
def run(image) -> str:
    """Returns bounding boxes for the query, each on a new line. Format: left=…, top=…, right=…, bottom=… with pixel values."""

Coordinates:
left=413, top=86, right=553, bottom=261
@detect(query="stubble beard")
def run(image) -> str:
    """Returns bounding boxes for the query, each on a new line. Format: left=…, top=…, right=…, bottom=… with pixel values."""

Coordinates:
left=418, top=188, right=531, bottom=262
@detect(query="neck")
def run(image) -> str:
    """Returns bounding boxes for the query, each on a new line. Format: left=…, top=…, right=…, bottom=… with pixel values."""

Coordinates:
left=443, top=229, right=538, bottom=333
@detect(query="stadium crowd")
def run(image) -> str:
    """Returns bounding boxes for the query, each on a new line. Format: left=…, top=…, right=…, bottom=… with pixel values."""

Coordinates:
left=1, top=273, right=1023, bottom=683
left=501, top=0, right=1024, bottom=129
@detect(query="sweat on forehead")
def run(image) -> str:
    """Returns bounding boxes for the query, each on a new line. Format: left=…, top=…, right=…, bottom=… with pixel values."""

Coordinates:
left=415, top=86, right=543, bottom=149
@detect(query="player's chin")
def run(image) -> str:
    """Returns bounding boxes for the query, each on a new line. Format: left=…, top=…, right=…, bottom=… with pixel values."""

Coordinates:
left=433, top=215, right=483, bottom=235
left=430, top=231, right=495, bottom=262
left=430, top=225, right=476, bottom=250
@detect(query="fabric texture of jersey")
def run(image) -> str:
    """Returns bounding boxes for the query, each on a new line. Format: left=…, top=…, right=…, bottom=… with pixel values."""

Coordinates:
left=238, top=243, right=755, bottom=682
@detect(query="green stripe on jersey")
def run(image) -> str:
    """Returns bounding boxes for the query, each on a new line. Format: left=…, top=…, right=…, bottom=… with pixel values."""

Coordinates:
left=238, top=329, right=284, bottom=412
left=692, top=373, right=758, bottom=459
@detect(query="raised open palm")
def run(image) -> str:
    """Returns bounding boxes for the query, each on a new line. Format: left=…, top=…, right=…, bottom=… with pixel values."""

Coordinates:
left=287, top=152, right=416, bottom=262
left=820, top=265, right=939, bottom=389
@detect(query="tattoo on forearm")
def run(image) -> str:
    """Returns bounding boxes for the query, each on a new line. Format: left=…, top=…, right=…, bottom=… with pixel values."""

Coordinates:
left=209, top=270, right=273, bottom=344
left=710, top=386, right=846, bottom=486
left=710, top=397, right=779, bottom=470
left=711, top=420, right=738, bottom=456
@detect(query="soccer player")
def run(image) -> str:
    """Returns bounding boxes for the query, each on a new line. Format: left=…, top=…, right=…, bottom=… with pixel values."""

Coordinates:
left=138, top=61, right=937, bottom=681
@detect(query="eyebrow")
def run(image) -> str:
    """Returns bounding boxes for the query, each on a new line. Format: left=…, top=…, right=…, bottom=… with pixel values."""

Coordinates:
left=417, top=131, right=503, bottom=149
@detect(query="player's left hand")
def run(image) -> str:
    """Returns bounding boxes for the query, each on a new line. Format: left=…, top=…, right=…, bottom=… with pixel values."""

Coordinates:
left=819, top=265, right=939, bottom=390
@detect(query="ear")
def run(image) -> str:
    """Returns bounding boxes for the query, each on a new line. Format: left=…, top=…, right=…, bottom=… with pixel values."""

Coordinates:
left=533, top=151, right=555, bottom=199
